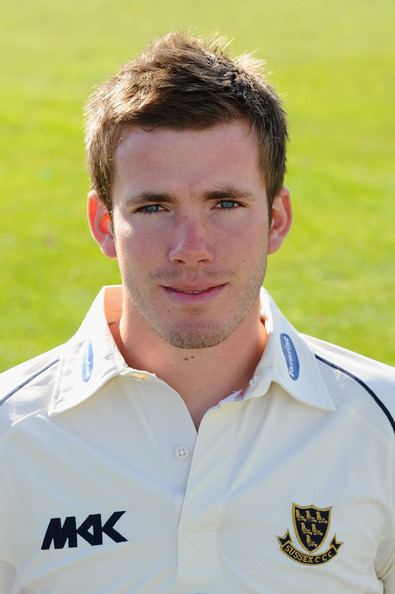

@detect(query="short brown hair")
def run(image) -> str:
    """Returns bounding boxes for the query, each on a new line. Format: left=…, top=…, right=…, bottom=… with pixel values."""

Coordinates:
left=85, top=32, right=288, bottom=214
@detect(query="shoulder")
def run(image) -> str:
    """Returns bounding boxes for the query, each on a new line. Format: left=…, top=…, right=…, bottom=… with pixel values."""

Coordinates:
left=0, top=347, right=63, bottom=437
left=304, top=335, right=395, bottom=436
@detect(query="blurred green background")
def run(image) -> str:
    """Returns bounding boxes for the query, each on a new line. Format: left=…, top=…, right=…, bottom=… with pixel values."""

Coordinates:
left=1, top=0, right=394, bottom=371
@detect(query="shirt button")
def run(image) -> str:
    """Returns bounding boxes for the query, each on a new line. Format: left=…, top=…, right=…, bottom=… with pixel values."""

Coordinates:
left=174, top=445, right=190, bottom=459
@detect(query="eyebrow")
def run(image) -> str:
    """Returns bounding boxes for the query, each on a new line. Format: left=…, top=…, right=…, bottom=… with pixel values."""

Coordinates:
left=125, top=192, right=172, bottom=205
left=204, top=187, right=252, bottom=200
left=125, top=186, right=252, bottom=204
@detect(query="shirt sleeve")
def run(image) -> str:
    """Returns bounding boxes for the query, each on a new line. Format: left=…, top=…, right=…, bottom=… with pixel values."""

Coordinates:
left=376, top=538, right=395, bottom=593
left=0, top=560, right=15, bottom=593
left=0, top=455, right=16, bottom=592
left=0, top=458, right=15, bottom=566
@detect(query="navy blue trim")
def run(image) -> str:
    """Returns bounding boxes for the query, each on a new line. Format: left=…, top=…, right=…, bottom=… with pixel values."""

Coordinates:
left=0, top=359, right=60, bottom=407
left=315, top=354, right=395, bottom=434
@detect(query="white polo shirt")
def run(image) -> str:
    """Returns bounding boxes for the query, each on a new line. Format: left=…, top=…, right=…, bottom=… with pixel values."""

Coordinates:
left=0, top=286, right=394, bottom=594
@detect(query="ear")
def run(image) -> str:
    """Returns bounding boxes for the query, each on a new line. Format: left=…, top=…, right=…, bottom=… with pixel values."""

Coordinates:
left=268, top=187, right=292, bottom=254
left=87, top=190, right=117, bottom=258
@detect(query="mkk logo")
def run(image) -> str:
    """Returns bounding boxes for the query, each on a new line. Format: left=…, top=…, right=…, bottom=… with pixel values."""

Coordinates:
left=41, top=511, right=127, bottom=550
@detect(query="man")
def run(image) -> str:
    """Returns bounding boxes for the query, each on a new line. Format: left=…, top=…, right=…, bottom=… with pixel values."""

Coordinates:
left=0, top=32, right=394, bottom=594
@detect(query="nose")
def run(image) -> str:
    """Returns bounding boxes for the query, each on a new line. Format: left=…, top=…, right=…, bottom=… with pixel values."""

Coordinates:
left=168, top=215, right=213, bottom=265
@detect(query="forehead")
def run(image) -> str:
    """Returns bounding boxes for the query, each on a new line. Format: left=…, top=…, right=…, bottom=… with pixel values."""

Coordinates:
left=113, top=120, right=264, bottom=193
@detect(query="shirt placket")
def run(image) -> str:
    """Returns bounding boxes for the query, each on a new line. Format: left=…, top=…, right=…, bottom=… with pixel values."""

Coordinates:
left=175, top=402, right=241, bottom=591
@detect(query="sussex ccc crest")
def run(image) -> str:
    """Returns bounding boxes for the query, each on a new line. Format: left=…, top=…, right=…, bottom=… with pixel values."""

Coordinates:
left=278, top=504, right=342, bottom=565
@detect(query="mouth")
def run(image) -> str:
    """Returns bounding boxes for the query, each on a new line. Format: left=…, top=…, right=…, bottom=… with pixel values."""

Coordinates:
left=161, top=283, right=227, bottom=303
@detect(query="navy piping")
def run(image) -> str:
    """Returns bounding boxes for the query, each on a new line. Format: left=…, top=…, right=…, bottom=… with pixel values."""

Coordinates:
left=0, top=359, right=60, bottom=407
left=315, top=354, right=395, bottom=434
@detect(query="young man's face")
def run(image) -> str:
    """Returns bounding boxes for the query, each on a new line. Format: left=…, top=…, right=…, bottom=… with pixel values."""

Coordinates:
left=89, top=119, right=291, bottom=349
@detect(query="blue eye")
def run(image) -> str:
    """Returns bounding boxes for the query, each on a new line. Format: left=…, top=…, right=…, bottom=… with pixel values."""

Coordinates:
left=138, top=204, right=164, bottom=214
left=216, top=200, right=239, bottom=209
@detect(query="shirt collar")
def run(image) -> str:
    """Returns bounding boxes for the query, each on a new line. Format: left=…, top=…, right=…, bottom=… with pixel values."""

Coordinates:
left=242, top=289, right=335, bottom=411
left=49, top=287, right=128, bottom=415
left=49, top=286, right=335, bottom=415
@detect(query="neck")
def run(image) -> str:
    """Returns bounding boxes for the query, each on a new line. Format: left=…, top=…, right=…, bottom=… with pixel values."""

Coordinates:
left=111, top=295, right=267, bottom=429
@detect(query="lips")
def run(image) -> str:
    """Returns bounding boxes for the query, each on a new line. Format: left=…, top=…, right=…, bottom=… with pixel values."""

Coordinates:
left=161, top=283, right=227, bottom=302
left=168, top=286, right=220, bottom=294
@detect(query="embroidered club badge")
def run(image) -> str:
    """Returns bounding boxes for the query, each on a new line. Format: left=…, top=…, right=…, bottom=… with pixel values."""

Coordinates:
left=278, top=504, right=342, bottom=565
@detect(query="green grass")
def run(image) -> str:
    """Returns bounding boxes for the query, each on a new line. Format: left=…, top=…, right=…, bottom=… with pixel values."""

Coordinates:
left=1, top=0, right=394, bottom=370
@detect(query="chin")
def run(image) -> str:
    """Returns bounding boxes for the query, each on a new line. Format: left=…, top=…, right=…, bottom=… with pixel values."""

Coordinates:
left=155, top=319, right=236, bottom=350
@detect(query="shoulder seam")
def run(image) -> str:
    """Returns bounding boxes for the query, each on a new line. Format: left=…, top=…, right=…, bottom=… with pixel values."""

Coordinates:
left=0, top=359, right=60, bottom=407
left=315, top=354, right=395, bottom=435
